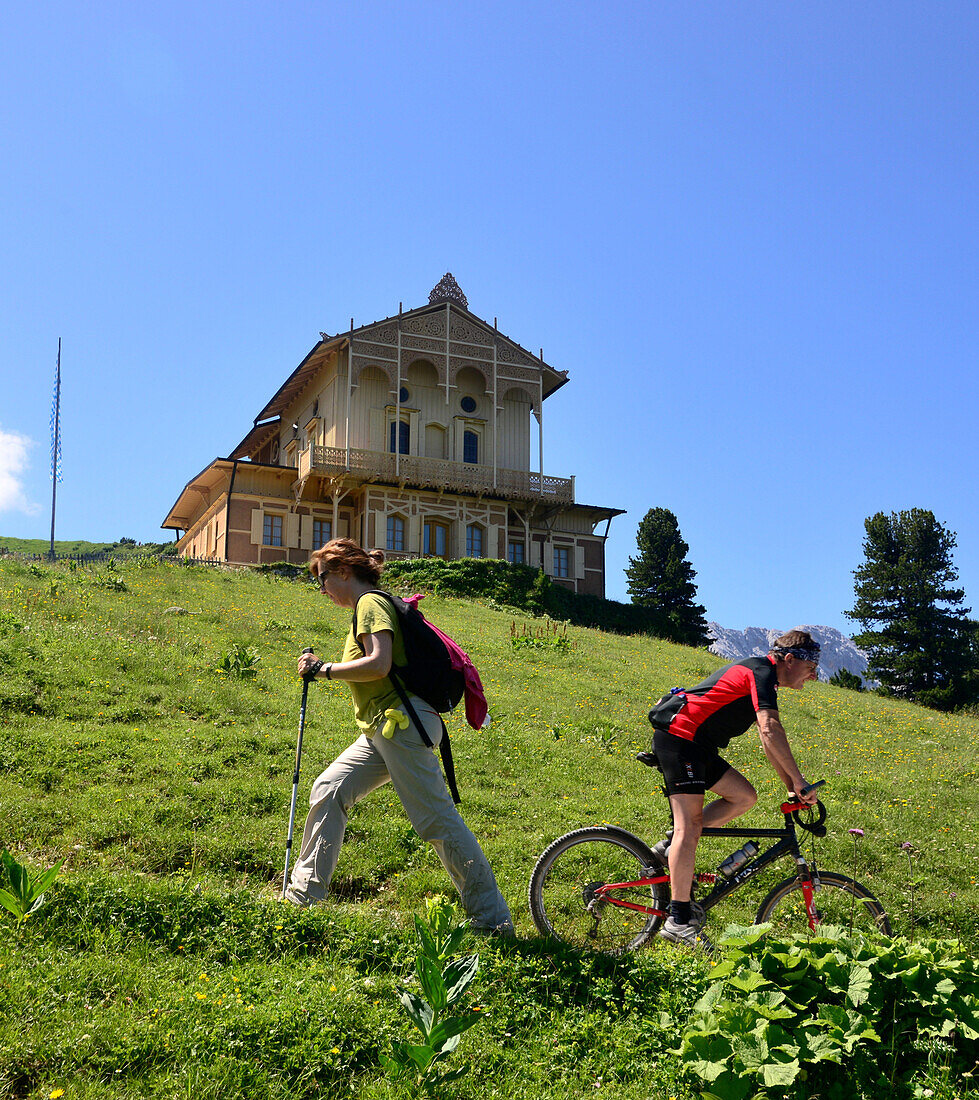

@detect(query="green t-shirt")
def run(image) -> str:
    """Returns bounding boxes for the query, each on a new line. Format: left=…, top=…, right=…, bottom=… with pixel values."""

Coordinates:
left=343, top=592, right=408, bottom=733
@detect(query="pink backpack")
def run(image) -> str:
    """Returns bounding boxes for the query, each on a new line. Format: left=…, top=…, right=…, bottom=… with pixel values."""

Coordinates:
left=402, top=594, right=489, bottom=730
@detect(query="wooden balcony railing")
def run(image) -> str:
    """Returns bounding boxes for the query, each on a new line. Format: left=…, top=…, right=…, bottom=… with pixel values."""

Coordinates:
left=298, top=446, right=574, bottom=503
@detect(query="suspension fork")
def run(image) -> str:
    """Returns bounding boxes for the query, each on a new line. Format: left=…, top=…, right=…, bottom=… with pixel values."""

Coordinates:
left=792, top=845, right=823, bottom=930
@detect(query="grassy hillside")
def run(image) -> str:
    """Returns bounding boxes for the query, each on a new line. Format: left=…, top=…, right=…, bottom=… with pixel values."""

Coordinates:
left=0, top=537, right=174, bottom=557
left=2, top=556, right=977, bottom=1099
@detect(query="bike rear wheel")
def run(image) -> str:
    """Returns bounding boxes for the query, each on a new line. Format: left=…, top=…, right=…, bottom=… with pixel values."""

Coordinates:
left=755, top=870, right=891, bottom=937
left=528, top=827, right=669, bottom=953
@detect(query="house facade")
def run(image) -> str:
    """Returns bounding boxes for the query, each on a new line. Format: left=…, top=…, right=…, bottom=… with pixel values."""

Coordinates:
left=162, top=275, right=623, bottom=596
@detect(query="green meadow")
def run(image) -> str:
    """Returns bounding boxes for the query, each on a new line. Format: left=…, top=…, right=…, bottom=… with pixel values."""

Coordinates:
left=0, top=539, right=172, bottom=558
left=1, top=555, right=977, bottom=1099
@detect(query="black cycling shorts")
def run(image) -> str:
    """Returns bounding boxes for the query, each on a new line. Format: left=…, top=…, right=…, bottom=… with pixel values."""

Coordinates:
left=652, top=729, right=731, bottom=796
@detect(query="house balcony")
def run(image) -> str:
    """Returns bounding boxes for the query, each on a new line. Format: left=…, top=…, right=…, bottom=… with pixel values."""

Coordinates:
left=298, top=445, right=574, bottom=503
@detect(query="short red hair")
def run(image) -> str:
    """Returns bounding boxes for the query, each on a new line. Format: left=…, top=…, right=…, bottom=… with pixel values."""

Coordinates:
left=309, top=538, right=384, bottom=584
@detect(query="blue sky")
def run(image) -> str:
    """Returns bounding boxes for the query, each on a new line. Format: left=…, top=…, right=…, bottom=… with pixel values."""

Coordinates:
left=2, top=1, right=977, bottom=635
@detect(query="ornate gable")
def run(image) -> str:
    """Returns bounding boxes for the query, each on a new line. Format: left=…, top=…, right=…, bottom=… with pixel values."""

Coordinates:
left=346, top=277, right=566, bottom=406
left=252, top=277, right=569, bottom=424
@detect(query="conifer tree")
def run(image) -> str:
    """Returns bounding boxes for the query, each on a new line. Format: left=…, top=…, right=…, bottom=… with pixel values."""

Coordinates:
left=626, top=508, right=710, bottom=647
left=829, top=668, right=864, bottom=691
left=846, top=508, right=975, bottom=710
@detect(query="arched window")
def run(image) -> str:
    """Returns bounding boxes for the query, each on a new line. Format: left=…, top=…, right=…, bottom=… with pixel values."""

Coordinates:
left=406, top=359, right=439, bottom=388
left=466, top=524, right=483, bottom=558
left=425, top=422, right=447, bottom=459
left=387, top=515, right=405, bottom=552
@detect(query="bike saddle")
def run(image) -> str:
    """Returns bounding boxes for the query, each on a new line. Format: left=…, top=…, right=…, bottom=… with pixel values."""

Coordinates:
left=636, top=751, right=660, bottom=769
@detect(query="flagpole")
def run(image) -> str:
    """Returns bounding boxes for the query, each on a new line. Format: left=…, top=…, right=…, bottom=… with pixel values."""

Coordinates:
left=49, top=339, right=62, bottom=560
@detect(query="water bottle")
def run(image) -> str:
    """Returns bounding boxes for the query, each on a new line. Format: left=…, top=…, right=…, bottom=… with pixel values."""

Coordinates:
left=718, top=841, right=759, bottom=878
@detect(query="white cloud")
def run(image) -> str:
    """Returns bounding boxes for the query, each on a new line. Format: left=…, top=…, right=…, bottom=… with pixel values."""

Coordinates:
left=0, top=429, right=40, bottom=515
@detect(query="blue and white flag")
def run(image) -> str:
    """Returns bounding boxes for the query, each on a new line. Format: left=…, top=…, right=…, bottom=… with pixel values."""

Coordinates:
left=50, top=346, right=62, bottom=483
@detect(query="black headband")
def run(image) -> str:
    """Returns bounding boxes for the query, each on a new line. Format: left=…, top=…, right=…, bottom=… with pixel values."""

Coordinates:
left=772, top=644, right=821, bottom=664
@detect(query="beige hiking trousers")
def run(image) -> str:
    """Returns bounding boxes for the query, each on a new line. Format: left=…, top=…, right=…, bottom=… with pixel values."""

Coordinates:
left=284, top=695, right=513, bottom=933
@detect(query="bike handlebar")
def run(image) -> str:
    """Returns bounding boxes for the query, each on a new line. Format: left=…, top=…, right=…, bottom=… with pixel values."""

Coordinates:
left=781, top=780, right=829, bottom=835
left=782, top=779, right=826, bottom=812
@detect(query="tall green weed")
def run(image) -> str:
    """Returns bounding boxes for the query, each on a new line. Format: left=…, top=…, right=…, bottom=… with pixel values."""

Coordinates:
left=0, top=848, right=64, bottom=928
left=381, top=896, right=483, bottom=1095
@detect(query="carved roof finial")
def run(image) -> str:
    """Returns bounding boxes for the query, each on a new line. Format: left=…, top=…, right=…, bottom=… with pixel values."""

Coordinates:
left=428, top=272, right=468, bottom=310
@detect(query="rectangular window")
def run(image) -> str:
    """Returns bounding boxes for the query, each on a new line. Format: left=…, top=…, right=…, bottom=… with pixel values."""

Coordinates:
left=387, top=516, right=405, bottom=552
left=507, top=540, right=525, bottom=564
left=466, top=524, right=483, bottom=558
left=313, top=518, right=332, bottom=547
left=263, top=514, right=283, bottom=547
left=553, top=546, right=570, bottom=578
left=463, top=429, right=479, bottom=464
left=389, top=419, right=410, bottom=455
left=424, top=520, right=448, bottom=558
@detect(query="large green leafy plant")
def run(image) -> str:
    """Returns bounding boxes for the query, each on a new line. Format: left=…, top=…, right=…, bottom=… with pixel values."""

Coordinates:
left=681, top=925, right=979, bottom=1100
left=214, top=641, right=261, bottom=678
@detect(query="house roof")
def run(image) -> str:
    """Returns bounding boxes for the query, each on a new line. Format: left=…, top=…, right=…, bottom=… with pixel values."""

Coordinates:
left=229, top=418, right=281, bottom=460
left=568, top=504, right=627, bottom=524
left=252, top=339, right=343, bottom=424
left=161, top=458, right=235, bottom=531
left=251, top=295, right=569, bottom=425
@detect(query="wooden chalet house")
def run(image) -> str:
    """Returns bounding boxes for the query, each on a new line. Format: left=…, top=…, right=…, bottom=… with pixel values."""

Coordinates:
left=163, top=275, right=623, bottom=596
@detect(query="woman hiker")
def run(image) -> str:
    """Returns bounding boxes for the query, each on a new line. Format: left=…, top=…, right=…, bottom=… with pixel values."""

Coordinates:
left=282, top=537, right=514, bottom=934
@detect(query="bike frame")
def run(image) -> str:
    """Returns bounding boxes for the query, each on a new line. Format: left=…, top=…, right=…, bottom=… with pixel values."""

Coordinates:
left=593, top=797, right=822, bottom=929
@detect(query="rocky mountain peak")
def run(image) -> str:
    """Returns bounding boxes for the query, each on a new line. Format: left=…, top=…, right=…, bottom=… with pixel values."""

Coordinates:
left=706, top=623, right=871, bottom=685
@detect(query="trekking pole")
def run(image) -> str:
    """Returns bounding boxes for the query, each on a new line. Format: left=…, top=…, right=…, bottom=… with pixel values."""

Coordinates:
left=282, top=647, right=316, bottom=897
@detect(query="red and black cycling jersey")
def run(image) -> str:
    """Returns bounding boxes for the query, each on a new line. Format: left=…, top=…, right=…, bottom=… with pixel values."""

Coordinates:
left=652, top=656, right=780, bottom=751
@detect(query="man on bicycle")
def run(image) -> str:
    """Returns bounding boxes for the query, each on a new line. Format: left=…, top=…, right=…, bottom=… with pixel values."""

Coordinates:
left=648, top=630, right=820, bottom=945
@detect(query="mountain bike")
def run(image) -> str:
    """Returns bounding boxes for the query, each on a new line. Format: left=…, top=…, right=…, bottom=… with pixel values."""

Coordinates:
left=528, top=771, right=891, bottom=953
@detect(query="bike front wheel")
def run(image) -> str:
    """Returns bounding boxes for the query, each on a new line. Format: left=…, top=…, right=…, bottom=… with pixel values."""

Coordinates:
left=755, top=870, right=891, bottom=937
left=528, top=827, right=669, bottom=953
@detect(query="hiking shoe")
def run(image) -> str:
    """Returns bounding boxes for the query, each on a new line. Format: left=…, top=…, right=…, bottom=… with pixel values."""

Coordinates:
left=650, top=830, right=674, bottom=865
left=658, top=903, right=705, bottom=947
left=470, top=921, right=516, bottom=939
